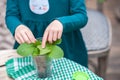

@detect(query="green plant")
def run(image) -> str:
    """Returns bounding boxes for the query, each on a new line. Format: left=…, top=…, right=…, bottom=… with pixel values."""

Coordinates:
left=98, top=0, right=106, bottom=3
left=17, top=39, right=64, bottom=59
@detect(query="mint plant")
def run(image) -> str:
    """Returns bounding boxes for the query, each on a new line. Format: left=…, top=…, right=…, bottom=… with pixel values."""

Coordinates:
left=17, top=39, right=64, bottom=59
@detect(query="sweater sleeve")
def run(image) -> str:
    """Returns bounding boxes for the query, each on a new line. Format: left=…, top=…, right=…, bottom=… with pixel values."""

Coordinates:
left=5, top=0, right=22, bottom=36
left=56, top=0, right=88, bottom=33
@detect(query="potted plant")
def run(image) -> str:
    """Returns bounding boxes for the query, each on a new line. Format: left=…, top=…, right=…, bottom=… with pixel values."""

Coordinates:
left=17, top=39, right=64, bottom=78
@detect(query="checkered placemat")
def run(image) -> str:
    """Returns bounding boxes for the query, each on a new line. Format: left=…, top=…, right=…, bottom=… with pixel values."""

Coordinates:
left=6, top=56, right=103, bottom=80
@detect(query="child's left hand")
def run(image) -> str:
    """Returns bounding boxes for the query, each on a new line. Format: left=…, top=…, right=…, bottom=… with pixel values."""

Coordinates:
left=42, top=20, right=63, bottom=48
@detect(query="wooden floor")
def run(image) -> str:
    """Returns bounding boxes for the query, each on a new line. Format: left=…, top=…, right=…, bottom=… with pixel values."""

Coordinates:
left=102, top=0, right=120, bottom=80
left=0, top=0, right=120, bottom=80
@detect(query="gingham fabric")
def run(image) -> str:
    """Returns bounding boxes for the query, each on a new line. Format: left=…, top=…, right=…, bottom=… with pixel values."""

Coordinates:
left=6, top=56, right=103, bottom=80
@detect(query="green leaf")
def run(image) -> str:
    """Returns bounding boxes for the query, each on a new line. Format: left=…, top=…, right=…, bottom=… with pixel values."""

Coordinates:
left=32, top=48, right=40, bottom=56
left=52, top=39, right=62, bottom=45
left=37, top=43, right=52, bottom=55
left=72, top=71, right=90, bottom=80
left=17, top=43, right=35, bottom=56
left=48, top=45, right=64, bottom=59
left=33, top=40, right=42, bottom=47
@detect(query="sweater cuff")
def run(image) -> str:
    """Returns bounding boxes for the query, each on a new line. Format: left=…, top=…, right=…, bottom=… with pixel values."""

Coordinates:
left=56, top=17, right=71, bottom=33
left=10, top=23, right=21, bottom=36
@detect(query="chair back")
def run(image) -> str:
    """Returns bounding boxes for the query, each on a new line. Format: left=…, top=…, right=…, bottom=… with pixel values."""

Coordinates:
left=81, top=10, right=112, bottom=51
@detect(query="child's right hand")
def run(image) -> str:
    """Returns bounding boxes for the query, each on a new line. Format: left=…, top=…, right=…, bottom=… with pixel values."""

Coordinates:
left=15, top=25, right=36, bottom=44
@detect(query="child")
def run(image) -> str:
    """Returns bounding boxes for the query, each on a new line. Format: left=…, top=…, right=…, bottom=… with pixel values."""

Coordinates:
left=5, top=0, right=88, bottom=67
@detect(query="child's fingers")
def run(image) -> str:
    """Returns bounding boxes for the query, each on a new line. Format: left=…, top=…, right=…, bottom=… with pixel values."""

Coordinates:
left=25, top=30, right=36, bottom=43
left=20, top=31, right=31, bottom=43
left=15, top=25, right=36, bottom=44
left=16, top=38, right=22, bottom=44
left=42, top=29, right=49, bottom=48
left=53, top=31, right=57, bottom=41
left=15, top=34, right=23, bottom=44
left=48, top=30, right=53, bottom=43
left=18, top=35, right=25, bottom=43
left=58, top=30, right=62, bottom=39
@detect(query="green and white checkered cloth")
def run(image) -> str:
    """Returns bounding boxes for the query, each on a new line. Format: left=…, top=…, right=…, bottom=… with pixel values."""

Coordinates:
left=6, top=56, right=103, bottom=80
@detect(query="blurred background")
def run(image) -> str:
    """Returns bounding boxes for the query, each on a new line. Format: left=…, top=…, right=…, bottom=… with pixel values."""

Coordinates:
left=0, top=0, right=120, bottom=80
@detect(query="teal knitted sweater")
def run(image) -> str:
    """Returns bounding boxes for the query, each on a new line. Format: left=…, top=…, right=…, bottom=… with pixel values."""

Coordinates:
left=5, top=0, right=88, bottom=67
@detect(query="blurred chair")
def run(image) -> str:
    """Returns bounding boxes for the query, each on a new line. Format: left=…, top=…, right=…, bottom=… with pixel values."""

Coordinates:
left=81, top=9, right=112, bottom=79
left=0, top=0, right=14, bottom=49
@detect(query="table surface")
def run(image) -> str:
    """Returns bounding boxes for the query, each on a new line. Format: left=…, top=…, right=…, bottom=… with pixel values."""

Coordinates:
left=0, top=50, right=21, bottom=80
left=0, top=50, right=103, bottom=80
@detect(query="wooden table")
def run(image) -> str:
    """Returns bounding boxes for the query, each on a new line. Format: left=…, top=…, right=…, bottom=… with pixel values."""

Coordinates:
left=0, top=50, right=21, bottom=80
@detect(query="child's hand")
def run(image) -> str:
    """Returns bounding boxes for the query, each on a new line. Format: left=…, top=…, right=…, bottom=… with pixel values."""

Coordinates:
left=15, top=25, right=36, bottom=44
left=42, top=20, right=63, bottom=48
